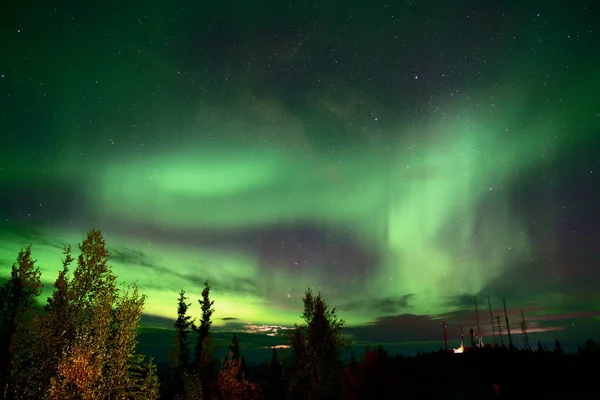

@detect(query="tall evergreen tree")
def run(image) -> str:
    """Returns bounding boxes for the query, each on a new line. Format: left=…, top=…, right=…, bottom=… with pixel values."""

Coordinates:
left=267, top=348, right=284, bottom=399
left=287, top=327, right=309, bottom=399
left=269, top=348, right=281, bottom=375
left=18, top=245, right=74, bottom=398
left=0, top=246, right=43, bottom=398
left=226, top=333, right=246, bottom=381
left=194, top=279, right=215, bottom=399
left=171, top=289, right=194, bottom=395
left=229, top=333, right=240, bottom=361
left=536, top=341, right=545, bottom=353
left=127, top=354, right=160, bottom=400
left=553, top=338, right=564, bottom=355
left=578, top=339, right=599, bottom=357
left=287, top=288, right=350, bottom=400
left=194, top=279, right=215, bottom=368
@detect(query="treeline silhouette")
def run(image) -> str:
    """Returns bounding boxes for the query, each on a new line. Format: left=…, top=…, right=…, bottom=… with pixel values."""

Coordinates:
left=0, top=229, right=598, bottom=399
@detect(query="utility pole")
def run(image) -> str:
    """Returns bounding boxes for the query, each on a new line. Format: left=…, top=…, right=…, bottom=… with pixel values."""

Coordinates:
left=521, top=311, right=530, bottom=349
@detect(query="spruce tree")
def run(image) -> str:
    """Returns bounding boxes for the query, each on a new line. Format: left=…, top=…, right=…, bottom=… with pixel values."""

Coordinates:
left=193, top=279, right=215, bottom=399
left=553, top=338, right=564, bottom=355
left=172, top=289, right=194, bottom=395
left=20, top=245, right=74, bottom=398
left=141, top=359, right=161, bottom=399
left=537, top=341, right=545, bottom=353
left=287, top=321, right=309, bottom=398
left=194, top=279, right=215, bottom=368
left=269, top=348, right=281, bottom=375
left=226, top=333, right=246, bottom=381
left=0, top=246, right=43, bottom=398
left=287, top=288, right=350, bottom=400
left=229, top=333, right=240, bottom=361
left=0, top=230, right=157, bottom=399
left=267, top=348, right=284, bottom=399
left=127, top=354, right=160, bottom=400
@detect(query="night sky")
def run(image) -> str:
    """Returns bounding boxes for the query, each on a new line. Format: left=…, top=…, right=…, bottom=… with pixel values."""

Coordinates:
left=1, top=0, right=599, bottom=359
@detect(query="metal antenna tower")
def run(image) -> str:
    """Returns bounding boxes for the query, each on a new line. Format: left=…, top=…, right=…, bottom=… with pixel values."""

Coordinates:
left=488, top=296, right=496, bottom=343
left=496, top=315, right=504, bottom=346
left=474, top=295, right=482, bottom=345
left=442, top=321, right=449, bottom=352
left=503, top=297, right=513, bottom=347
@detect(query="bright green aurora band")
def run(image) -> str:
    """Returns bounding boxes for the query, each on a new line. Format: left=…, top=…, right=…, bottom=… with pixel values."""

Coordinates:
left=2, top=70, right=596, bottom=332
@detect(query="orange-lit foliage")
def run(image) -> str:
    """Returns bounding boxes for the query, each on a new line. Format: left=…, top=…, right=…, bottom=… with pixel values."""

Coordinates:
left=217, top=355, right=262, bottom=400
left=4, top=229, right=158, bottom=399
left=48, top=333, right=102, bottom=400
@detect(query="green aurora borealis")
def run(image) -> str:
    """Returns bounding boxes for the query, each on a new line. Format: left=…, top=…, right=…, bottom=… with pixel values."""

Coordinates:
left=1, top=1, right=600, bottom=353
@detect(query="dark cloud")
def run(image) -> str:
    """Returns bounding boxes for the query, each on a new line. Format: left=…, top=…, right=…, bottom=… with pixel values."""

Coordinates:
left=109, top=245, right=262, bottom=297
left=339, top=294, right=414, bottom=314
left=0, top=224, right=67, bottom=253
left=85, top=218, right=381, bottom=292
left=140, top=314, right=175, bottom=329
left=185, top=274, right=260, bottom=297
left=107, top=246, right=195, bottom=292
left=109, top=247, right=165, bottom=271
left=345, top=314, right=443, bottom=344
left=443, top=294, right=478, bottom=309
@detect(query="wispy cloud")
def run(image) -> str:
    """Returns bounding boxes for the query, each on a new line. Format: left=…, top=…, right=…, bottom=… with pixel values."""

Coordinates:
left=339, top=294, right=414, bottom=314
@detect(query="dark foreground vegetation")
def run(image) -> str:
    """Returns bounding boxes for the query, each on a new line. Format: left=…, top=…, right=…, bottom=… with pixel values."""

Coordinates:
left=1, top=229, right=598, bottom=399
